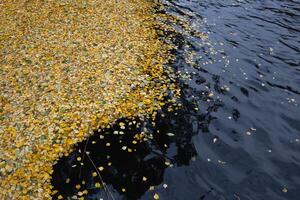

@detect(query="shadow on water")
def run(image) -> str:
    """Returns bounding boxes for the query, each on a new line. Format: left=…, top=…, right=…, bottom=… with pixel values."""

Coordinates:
left=51, top=95, right=218, bottom=199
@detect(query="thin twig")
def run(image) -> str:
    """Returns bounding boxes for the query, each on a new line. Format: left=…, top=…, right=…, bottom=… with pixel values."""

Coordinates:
left=86, top=153, right=115, bottom=200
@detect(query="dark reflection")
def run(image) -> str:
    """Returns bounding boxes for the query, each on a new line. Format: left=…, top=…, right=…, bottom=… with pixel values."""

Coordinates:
left=51, top=100, right=206, bottom=199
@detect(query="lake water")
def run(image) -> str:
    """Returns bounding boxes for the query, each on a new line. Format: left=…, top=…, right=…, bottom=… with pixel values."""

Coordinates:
left=52, top=0, right=300, bottom=199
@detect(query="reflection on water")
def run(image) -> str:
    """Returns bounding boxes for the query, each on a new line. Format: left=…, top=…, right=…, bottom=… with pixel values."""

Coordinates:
left=52, top=102, right=203, bottom=199
left=52, top=0, right=300, bottom=199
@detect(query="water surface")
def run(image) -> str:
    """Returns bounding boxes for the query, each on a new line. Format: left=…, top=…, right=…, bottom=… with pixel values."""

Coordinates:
left=52, top=0, right=300, bottom=199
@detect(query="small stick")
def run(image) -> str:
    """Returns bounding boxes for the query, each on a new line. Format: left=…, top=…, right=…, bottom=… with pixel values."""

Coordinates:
left=86, top=153, right=115, bottom=200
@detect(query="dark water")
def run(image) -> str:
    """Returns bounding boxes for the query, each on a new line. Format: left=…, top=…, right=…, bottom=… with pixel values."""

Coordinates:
left=52, top=0, right=300, bottom=199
